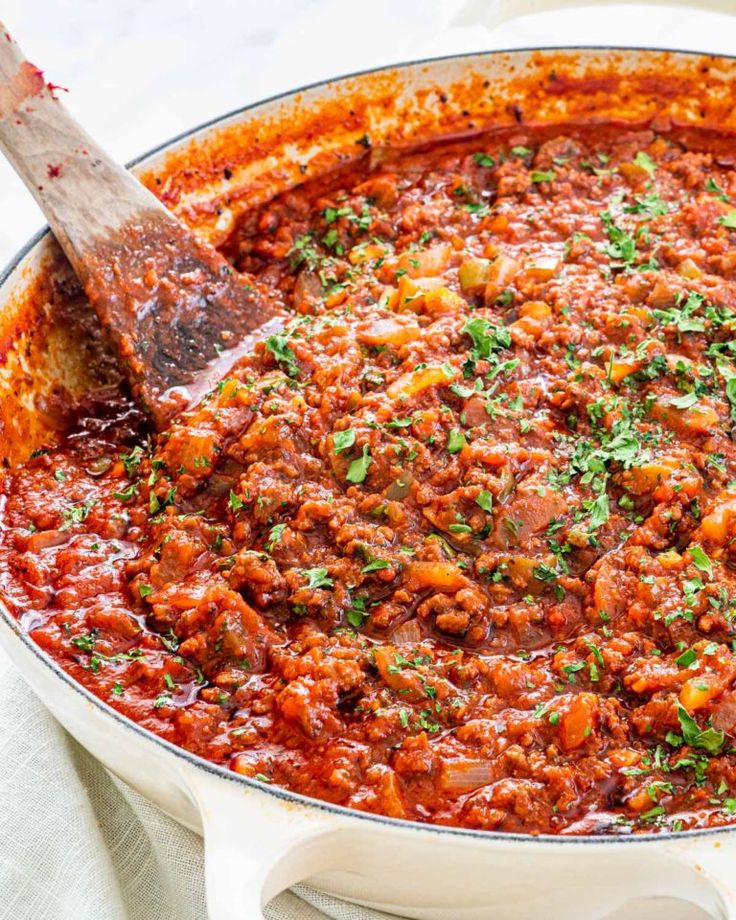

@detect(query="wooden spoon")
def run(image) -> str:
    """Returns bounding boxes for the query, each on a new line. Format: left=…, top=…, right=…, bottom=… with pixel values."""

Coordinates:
left=0, top=27, right=280, bottom=428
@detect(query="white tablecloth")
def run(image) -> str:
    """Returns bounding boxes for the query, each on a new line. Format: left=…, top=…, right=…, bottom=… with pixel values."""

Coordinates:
left=1, top=2, right=735, bottom=917
left=0, top=654, right=398, bottom=920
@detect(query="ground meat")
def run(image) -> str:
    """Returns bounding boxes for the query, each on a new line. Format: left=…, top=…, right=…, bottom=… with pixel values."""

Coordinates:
left=5, top=122, right=736, bottom=835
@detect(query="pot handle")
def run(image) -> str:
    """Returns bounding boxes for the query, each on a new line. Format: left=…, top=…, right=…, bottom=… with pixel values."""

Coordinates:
left=454, top=0, right=735, bottom=29
left=188, top=769, right=346, bottom=920
left=662, top=835, right=736, bottom=918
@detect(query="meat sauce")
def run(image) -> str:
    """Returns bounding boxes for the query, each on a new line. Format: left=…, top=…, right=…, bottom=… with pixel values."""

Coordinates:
left=6, top=122, right=736, bottom=835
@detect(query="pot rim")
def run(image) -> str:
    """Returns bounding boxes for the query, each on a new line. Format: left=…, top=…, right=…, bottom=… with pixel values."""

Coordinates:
left=3, top=43, right=736, bottom=847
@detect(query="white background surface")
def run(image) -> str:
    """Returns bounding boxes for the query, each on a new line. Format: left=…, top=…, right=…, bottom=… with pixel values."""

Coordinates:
left=1, top=1, right=736, bottom=916
left=1, top=0, right=736, bottom=265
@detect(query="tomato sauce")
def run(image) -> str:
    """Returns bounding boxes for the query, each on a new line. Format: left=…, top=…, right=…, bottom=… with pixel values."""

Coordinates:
left=5, top=121, right=736, bottom=835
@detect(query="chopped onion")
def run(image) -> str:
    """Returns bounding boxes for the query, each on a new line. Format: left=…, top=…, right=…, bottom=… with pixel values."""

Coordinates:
left=711, top=694, right=736, bottom=732
left=498, top=465, right=516, bottom=503
left=85, top=456, right=113, bottom=477
left=386, top=473, right=413, bottom=501
left=439, top=759, right=493, bottom=793
left=391, top=619, right=422, bottom=644
left=293, top=270, right=322, bottom=312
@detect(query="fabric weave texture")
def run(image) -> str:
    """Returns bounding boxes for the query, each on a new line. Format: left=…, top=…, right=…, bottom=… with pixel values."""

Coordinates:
left=0, top=655, right=397, bottom=920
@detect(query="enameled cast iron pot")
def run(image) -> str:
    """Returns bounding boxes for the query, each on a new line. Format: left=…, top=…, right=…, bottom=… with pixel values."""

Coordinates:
left=3, top=45, right=736, bottom=920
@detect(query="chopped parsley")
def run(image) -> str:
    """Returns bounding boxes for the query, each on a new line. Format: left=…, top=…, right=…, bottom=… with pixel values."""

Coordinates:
left=228, top=490, right=244, bottom=512
left=362, top=559, right=389, bottom=574
left=333, top=429, right=356, bottom=454
left=60, top=499, right=97, bottom=531
left=265, top=523, right=286, bottom=552
left=689, top=545, right=713, bottom=576
left=475, top=490, right=493, bottom=513
left=706, top=177, right=729, bottom=202
left=346, top=594, right=369, bottom=628
left=112, top=482, right=138, bottom=502
left=121, top=445, right=144, bottom=477
left=633, top=151, right=656, bottom=177
left=462, top=316, right=511, bottom=376
left=301, top=567, right=334, bottom=590
left=346, top=445, right=372, bottom=484
left=447, top=429, right=467, bottom=454
left=718, top=210, right=736, bottom=229
left=600, top=211, right=637, bottom=267
left=265, top=334, right=300, bottom=378
left=676, top=704, right=725, bottom=755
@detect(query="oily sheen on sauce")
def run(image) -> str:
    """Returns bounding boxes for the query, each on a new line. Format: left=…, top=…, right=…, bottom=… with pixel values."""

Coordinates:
left=5, top=122, right=736, bottom=836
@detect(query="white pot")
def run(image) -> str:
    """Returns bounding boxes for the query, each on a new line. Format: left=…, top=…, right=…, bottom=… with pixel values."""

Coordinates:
left=2, top=46, right=736, bottom=919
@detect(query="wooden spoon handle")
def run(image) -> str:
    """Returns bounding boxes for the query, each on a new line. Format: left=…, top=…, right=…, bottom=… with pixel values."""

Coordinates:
left=0, top=27, right=172, bottom=270
left=0, top=24, right=278, bottom=429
